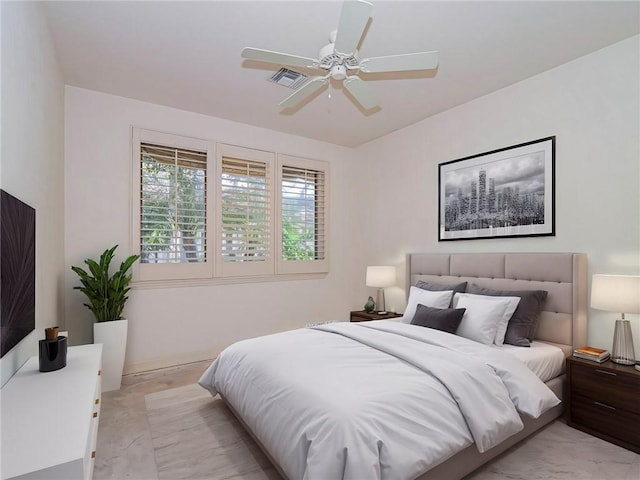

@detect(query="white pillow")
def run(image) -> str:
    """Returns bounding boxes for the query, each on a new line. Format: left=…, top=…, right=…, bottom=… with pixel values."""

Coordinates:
left=453, top=293, right=520, bottom=345
left=488, top=295, right=520, bottom=345
left=401, top=287, right=454, bottom=323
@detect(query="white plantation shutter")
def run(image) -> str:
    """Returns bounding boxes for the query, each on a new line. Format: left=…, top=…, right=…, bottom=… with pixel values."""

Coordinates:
left=140, top=144, right=207, bottom=263
left=132, top=129, right=214, bottom=281
left=217, top=145, right=275, bottom=276
left=132, top=131, right=328, bottom=283
left=277, top=155, right=329, bottom=274
left=221, top=158, right=269, bottom=261
left=281, top=166, right=326, bottom=260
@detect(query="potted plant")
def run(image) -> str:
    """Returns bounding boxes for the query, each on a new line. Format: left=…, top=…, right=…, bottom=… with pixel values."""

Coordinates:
left=71, top=245, right=139, bottom=391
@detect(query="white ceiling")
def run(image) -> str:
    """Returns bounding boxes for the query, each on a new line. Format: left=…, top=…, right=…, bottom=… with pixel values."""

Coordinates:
left=42, top=1, right=639, bottom=147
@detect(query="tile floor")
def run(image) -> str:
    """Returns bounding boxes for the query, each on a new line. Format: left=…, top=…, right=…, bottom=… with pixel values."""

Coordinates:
left=94, top=361, right=640, bottom=480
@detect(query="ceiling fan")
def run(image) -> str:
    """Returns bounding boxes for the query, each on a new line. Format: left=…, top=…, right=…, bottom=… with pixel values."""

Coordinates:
left=241, top=0, right=439, bottom=111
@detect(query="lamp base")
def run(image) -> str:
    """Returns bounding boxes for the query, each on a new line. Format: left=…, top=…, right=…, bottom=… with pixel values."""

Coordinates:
left=611, top=358, right=635, bottom=366
left=376, top=288, right=386, bottom=314
left=611, top=319, right=636, bottom=365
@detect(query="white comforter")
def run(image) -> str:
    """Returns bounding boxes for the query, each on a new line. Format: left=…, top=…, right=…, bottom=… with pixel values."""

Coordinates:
left=198, top=321, right=559, bottom=480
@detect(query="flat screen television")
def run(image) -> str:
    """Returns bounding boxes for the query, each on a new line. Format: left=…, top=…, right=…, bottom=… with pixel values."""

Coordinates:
left=0, top=189, right=36, bottom=357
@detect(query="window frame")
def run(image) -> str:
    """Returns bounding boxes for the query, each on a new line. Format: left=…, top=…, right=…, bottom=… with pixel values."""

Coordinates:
left=131, top=128, right=215, bottom=282
left=216, top=144, right=276, bottom=278
left=131, top=129, right=329, bottom=285
left=276, top=154, right=329, bottom=275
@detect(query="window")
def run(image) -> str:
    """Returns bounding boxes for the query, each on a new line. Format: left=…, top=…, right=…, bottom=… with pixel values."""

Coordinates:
left=132, top=129, right=214, bottom=281
left=132, top=129, right=328, bottom=283
left=217, top=145, right=275, bottom=277
left=277, top=155, right=328, bottom=274
left=140, top=144, right=207, bottom=264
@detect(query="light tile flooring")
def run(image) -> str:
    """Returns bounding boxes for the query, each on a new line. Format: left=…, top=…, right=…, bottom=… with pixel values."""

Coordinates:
left=95, top=361, right=209, bottom=479
left=95, top=361, right=640, bottom=480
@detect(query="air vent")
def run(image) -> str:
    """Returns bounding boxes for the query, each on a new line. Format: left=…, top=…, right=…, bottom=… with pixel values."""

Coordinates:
left=268, top=68, right=308, bottom=89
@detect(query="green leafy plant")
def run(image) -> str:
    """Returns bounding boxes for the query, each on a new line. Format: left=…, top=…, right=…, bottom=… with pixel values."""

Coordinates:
left=71, top=245, right=140, bottom=323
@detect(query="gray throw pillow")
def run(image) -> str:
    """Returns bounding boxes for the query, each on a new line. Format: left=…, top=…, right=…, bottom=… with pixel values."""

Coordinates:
left=416, top=280, right=467, bottom=293
left=410, top=304, right=466, bottom=334
left=466, top=284, right=548, bottom=347
left=416, top=280, right=467, bottom=307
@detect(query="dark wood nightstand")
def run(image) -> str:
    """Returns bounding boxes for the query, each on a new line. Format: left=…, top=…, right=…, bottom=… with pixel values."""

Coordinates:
left=566, top=356, right=640, bottom=453
left=350, top=310, right=403, bottom=322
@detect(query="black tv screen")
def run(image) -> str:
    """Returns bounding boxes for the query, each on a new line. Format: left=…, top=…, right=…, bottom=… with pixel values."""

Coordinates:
left=0, top=189, right=36, bottom=357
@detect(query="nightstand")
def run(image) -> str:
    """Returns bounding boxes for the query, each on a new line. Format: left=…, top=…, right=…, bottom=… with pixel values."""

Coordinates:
left=350, top=310, right=403, bottom=322
left=566, top=356, right=640, bottom=453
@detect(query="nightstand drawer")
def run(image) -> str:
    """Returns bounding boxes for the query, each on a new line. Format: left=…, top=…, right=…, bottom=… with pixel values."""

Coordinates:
left=571, top=363, right=640, bottom=414
left=571, top=394, right=640, bottom=448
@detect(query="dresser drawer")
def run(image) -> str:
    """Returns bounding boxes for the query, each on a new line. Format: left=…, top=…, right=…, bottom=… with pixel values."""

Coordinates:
left=571, top=363, right=640, bottom=414
left=571, top=394, right=640, bottom=448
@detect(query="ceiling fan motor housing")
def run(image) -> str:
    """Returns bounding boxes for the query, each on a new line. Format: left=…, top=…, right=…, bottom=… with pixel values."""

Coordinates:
left=319, top=42, right=359, bottom=70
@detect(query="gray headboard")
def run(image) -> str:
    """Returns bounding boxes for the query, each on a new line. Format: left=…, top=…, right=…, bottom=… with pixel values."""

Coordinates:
left=407, top=253, right=587, bottom=355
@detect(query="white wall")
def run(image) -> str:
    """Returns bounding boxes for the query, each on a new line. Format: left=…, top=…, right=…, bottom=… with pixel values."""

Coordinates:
left=64, top=87, right=355, bottom=373
left=0, top=2, right=66, bottom=385
left=351, top=36, right=640, bottom=353
left=65, top=36, right=639, bottom=372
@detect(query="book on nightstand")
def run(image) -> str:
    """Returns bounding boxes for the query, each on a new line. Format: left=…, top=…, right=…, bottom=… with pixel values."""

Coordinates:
left=573, top=346, right=610, bottom=363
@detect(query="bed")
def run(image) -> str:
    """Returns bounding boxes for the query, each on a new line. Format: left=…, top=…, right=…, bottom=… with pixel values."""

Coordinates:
left=199, top=252, right=587, bottom=479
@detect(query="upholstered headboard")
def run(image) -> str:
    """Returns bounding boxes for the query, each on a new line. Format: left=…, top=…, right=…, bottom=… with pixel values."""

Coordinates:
left=406, top=253, right=587, bottom=355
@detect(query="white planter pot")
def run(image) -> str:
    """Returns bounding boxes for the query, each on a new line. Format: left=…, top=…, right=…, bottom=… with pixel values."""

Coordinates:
left=93, top=319, right=128, bottom=392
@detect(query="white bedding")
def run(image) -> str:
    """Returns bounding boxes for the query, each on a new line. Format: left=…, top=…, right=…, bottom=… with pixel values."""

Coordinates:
left=496, top=341, right=566, bottom=382
left=198, top=321, right=560, bottom=480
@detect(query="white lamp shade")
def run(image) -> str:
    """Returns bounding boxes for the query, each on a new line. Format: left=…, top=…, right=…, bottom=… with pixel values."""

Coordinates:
left=591, top=274, right=640, bottom=314
left=366, top=266, right=396, bottom=288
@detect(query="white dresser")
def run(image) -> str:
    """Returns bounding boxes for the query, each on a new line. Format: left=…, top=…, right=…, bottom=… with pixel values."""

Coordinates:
left=0, top=344, right=103, bottom=480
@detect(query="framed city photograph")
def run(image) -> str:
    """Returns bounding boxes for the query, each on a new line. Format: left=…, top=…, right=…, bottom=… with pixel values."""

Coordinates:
left=438, top=137, right=555, bottom=241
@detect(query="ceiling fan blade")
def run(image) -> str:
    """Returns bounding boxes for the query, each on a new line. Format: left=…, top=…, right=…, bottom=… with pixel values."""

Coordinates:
left=241, top=47, right=319, bottom=69
left=333, top=0, right=374, bottom=56
left=343, top=76, right=378, bottom=110
left=359, top=51, right=440, bottom=73
left=279, top=77, right=328, bottom=108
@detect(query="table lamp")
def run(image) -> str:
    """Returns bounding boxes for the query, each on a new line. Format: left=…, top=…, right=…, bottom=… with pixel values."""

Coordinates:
left=590, top=274, right=640, bottom=365
left=366, top=266, right=396, bottom=314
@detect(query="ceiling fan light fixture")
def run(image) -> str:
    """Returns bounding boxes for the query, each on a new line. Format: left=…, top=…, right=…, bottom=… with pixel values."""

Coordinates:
left=330, top=64, right=347, bottom=80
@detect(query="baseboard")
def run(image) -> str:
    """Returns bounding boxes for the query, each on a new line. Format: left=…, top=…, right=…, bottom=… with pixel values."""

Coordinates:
left=123, top=349, right=217, bottom=375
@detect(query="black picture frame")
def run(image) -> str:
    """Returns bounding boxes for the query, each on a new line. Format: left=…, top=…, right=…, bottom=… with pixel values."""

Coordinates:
left=438, top=137, right=555, bottom=241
